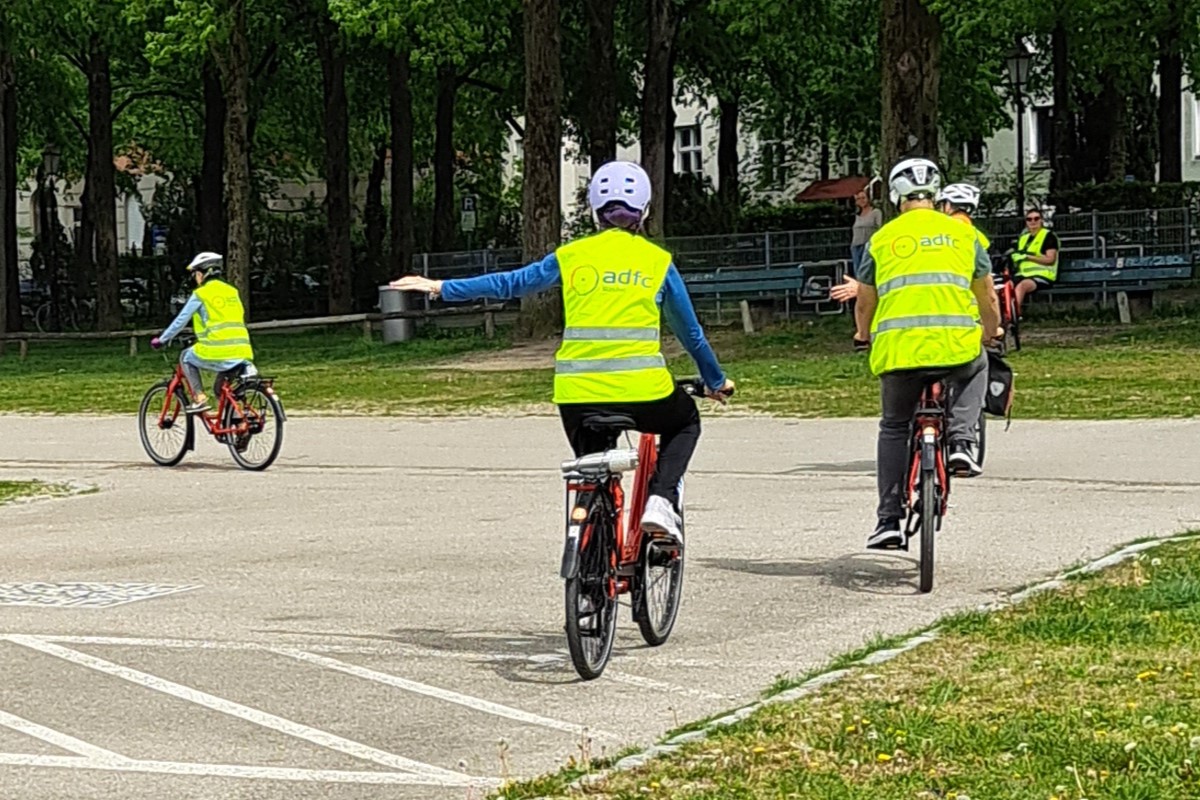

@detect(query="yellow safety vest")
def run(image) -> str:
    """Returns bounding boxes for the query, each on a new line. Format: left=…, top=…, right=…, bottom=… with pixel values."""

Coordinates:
left=1013, top=227, right=1058, bottom=281
left=554, top=229, right=675, bottom=404
left=868, top=208, right=982, bottom=376
left=951, top=212, right=990, bottom=252
left=192, top=279, right=254, bottom=362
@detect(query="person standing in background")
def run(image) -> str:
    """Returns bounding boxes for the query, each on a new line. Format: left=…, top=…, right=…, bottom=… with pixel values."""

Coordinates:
left=850, top=189, right=882, bottom=277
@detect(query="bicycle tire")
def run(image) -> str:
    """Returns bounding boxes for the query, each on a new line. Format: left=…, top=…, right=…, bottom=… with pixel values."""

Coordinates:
left=918, top=465, right=936, bottom=594
left=975, top=409, right=987, bottom=468
left=634, top=532, right=684, bottom=647
left=138, top=381, right=191, bottom=466
left=225, top=386, right=285, bottom=471
left=564, top=501, right=618, bottom=680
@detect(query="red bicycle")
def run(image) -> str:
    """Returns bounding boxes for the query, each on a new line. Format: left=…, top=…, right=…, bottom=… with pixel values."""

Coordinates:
left=992, top=256, right=1022, bottom=353
left=906, top=380, right=978, bottom=593
left=558, top=378, right=728, bottom=680
left=138, top=338, right=286, bottom=471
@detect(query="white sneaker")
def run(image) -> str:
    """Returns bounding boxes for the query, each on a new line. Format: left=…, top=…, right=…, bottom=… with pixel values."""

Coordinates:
left=640, top=495, right=683, bottom=546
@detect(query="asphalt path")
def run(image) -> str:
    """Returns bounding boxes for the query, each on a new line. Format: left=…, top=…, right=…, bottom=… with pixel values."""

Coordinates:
left=1, top=414, right=1197, bottom=798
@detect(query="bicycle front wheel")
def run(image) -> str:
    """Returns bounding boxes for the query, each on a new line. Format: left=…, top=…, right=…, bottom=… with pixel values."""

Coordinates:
left=918, top=466, right=937, bottom=594
left=225, top=386, right=285, bottom=471
left=564, top=508, right=618, bottom=680
left=634, top=524, right=684, bottom=647
left=138, top=381, right=191, bottom=466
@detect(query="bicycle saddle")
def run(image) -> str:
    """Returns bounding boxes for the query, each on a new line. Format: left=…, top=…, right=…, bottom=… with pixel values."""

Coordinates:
left=581, top=413, right=637, bottom=433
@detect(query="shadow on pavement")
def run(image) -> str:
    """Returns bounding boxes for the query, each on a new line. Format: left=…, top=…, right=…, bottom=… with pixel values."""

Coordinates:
left=697, top=552, right=920, bottom=595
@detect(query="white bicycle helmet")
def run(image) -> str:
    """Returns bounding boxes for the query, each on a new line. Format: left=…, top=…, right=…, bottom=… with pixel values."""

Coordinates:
left=186, top=251, right=224, bottom=277
left=937, top=182, right=982, bottom=214
left=588, top=161, right=652, bottom=222
left=888, top=157, right=942, bottom=205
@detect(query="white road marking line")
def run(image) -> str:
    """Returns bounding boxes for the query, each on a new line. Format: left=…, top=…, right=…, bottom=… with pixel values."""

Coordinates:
left=0, top=710, right=126, bottom=763
left=0, top=754, right=497, bottom=787
left=269, top=647, right=617, bottom=740
left=25, top=634, right=384, bottom=655
left=606, top=672, right=729, bottom=701
left=5, top=635, right=468, bottom=782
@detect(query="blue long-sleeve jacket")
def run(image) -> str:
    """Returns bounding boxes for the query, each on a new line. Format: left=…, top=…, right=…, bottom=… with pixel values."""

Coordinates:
left=160, top=294, right=203, bottom=342
left=441, top=252, right=726, bottom=391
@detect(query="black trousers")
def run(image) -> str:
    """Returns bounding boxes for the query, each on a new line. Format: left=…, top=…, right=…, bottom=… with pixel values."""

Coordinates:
left=558, top=386, right=701, bottom=507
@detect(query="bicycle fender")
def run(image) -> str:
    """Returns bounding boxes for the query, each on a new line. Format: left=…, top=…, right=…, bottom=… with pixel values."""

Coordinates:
left=920, top=440, right=937, bottom=471
left=560, top=524, right=582, bottom=580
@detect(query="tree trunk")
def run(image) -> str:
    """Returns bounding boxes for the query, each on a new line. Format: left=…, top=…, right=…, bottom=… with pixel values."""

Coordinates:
left=74, top=163, right=94, bottom=285
left=364, top=142, right=386, bottom=289
left=0, top=49, right=17, bottom=332
left=716, top=93, right=738, bottom=226
left=316, top=15, right=353, bottom=315
left=198, top=58, right=226, bottom=251
left=641, top=0, right=678, bottom=237
left=87, top=40, right=121, bottom=331
left=585, top=0, right=618, bottom=173
left=1158, top=16, right=1183, bottom=182
left=216, top=1, right=253, bottom=306
left=432, top=63, right=457, bottom=252
left=879, top=0, right=940, bottom=202
left=519, top=0, right=563, bottom=335
left=389, top=49, right=415, bottom=277
left=1051, top=19, right=1075, bottom=199
left=1103, top=78, right=1129, bottom=183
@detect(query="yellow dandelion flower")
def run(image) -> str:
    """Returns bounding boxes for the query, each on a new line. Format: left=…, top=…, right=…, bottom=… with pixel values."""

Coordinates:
left=845, top=725, right=856, bottom=733
left=876, top=753, right=892, bottom=762
left=650, top=781, right=660, bottom=789
left=1136, top=670, right=1158, bottom=681
left=752, top=746, right=766, bottom=754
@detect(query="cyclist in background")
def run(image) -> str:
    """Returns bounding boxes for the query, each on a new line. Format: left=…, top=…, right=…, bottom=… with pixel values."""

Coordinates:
left=391, top=161, right=734, bottom=545
left=854, top=158, right=1000, bottom=550
left=936, top=183, right=990, bottom=251
left=150, top=252, right=256, bottom=414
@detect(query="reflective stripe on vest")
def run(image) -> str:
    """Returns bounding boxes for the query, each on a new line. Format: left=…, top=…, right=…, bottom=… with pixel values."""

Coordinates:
left=1016, top=227, right=1058, bottom=281
left=867, top=208, right=982, bottom=376
left=553, top=229, right=675, bottom=404
left=561, top=327, right=661, bottom=341
left=877, top=273, right=971, bottom=297
left=555, top=354, right=667, bottom=374
left=191, top=279, right=254, bottom=363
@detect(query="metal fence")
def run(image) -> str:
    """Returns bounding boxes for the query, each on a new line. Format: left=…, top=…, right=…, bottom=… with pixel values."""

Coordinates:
left=412, top=207, right=1198, bottom=279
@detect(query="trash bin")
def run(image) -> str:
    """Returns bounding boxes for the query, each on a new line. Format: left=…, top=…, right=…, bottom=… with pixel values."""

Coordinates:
left=378, top=285, right=415, bottom=344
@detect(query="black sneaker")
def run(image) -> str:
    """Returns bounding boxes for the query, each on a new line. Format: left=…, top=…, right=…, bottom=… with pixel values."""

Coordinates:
left=948, top=441, right=983, bottom=477
left=867, top=519, right=906, bottom=550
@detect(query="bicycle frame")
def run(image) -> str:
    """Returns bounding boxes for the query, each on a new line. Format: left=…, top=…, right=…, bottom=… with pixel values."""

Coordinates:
left=563, top=431, right=659, bottom=598
left=160, top=364, right=266, bottom=440
left=906, top=382, right=950, bottom=521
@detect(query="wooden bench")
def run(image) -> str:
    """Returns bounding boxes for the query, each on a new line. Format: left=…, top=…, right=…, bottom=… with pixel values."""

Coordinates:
left=682, top=265, right=842, bottom=324
left=1037, top=254, right=1194, bottom=320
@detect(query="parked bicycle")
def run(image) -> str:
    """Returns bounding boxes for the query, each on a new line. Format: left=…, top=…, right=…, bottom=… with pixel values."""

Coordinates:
left=138, top=336, right=285, bottom=470
left=558, top=378, right=729, bottom=680
left=992, top=255, right=1022, bottom=353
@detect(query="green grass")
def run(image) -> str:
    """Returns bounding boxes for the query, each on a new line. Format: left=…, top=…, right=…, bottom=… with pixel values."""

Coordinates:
left=1, top=316, right=1198, bottom=417
left=491, top=536, right=1200, bottom=799
left=0, top=480, right=68, bottom=504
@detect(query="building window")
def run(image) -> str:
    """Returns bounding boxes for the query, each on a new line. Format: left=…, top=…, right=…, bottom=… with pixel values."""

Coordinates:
left=964, top=137, right=987, bottom=168
left=675, top=125, right=703, bottom=176
left=757, top=142, right=788, bottom=190
left=1031, top=105, right=1053, bottom=164
left=845, top=144, right=871, bottom=177
left=1193, top=97, right=1200, bottom=159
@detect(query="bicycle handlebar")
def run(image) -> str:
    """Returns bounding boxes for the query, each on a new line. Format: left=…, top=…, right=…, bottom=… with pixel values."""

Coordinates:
left=676, top=377, right=734, bottom=400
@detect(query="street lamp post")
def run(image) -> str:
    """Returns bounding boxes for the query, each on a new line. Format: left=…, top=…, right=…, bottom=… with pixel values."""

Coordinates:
left=41, top=145, right=62, bottom=331
left=1006, top=38, right=1033, bottom=215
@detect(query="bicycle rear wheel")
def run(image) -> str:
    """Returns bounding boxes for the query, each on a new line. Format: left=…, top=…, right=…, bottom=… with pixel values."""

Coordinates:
left=138, top=381, right=191, bottom=466
left=564, top=504, right=618, bottom=680
left=975, top=409, right=987, bottom=468
left=225, top=385, right=284, bottom=471
left=918, top=465, right=937, bottom=594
